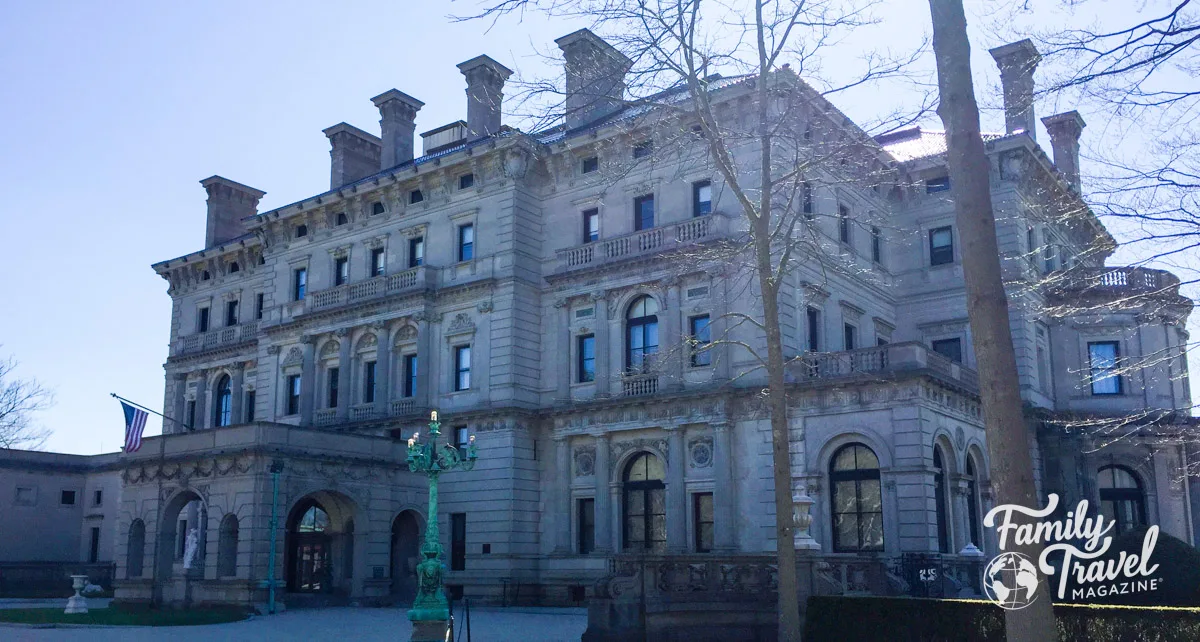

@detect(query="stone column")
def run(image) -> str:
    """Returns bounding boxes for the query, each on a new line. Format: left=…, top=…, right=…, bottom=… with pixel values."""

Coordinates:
left=713, top=283, right=732, bottom=381
left=555, top=300, right=571, bottom=401
left=299, top=336, right=316, bottom=425
left=666, top=427, right=687, bottom=552
left=172, top=373, right=188, bottom=434
left=712, top=421, right=736, bottom=551
left=594, top=434, right=613, bottom=552
left=592, top=293, right=611, bottom=397
left=663, top=285, right=682, bottom=392
left=416, top=314, right=434, bottom=408
left=554, top=436, right=572, bottom=552
left=336, top=329, right=352, bottom=421
left=952, top=478, right=972, bottom=551
left=266, top=346, right=281, bottom=422
left=193, top=370, right=209, bottom=430
left=374, top=322, right=391, bottom=416
left=230, top=362, right=245, bottom=425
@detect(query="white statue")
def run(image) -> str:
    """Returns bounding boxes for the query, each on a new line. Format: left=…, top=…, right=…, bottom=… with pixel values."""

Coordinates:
left=183, top=527, right=200, bottom=569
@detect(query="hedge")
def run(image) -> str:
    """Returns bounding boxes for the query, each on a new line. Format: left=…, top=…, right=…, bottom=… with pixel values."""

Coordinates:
left=804, top=596, right=1200, bottom=642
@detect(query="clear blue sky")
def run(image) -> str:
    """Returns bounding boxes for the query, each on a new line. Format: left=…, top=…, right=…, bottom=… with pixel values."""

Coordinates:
left=0, top=1, right=1193, bottom=455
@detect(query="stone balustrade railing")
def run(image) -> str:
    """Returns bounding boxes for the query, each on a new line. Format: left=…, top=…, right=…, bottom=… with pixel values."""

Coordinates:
left=1049, top=266, right=1183, bottom=300
left=176, top=322, right=259, bottom=356
left=314, top=409, right=337, bottom=426
left=306, top=266, right=434, bottom=313
left=789, top=341, right=979, bottom=391
left=556, top=214, right=731, bottom=273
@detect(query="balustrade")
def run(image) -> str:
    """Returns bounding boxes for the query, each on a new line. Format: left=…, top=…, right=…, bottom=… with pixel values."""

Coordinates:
left=556, top=214, right=729, bottom=272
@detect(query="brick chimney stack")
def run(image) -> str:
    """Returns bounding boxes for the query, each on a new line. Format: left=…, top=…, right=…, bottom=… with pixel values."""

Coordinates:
left=200, top=176, right=265, bottom=248
left=372, top=89, right=424, bottom=170
left=989, top=39, right=1041, bottom=140
left=1042, top=110, right=1087, bottom=192
left=458, top=55, right=513, bottom=141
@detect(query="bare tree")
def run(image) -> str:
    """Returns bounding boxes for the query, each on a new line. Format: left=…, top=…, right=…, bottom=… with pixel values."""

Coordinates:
left=0, top=350, right=54, bottom=450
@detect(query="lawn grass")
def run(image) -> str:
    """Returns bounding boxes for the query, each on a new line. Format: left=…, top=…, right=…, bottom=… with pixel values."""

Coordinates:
left=0, top=604, right=249, bottom=626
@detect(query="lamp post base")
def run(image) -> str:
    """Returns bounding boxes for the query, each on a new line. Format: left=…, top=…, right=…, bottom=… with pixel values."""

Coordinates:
left=411, top=617, right=452, bottom=642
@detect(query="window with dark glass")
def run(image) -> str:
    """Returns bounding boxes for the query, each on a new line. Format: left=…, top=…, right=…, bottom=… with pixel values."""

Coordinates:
left=458, top=223, right=474, bottom=261
left=843, top=323, right=857, bottom=351
left=632, top=140, right=653, bottom=159
left=578, top=334, right=596, bottom=383
left=1043, top=230, right=1055, bottom=273
left=925, top=176, right=951, bottom=193
left=245, top=390, right=256, bottom=423
left=229, top=262, right=239, bottom=273
left=214, top=375, right=232, bottom=427
left=693, top=180, right=712, bottom=217
left=807, top=308, right=821, bottom=352
left=829, top=443, right=884, bottom=552
left=409, top=237, right=424, bottom=267
left=89, top=527, right=100, bottom=563
left=296, top=224, right=308, bottom=238
left=61, top=490, right=76, bottom=506
left=622, top=452, right=666, bottom=551
left=293, top=268, right=307, bottom=301
left=965, top=455, right=981, bottom=546
left=371, top=248, right=385, bottom=277
left=934, top=447, right=950, bottom=553
left=363, top=361, right=376, bottom=403
left=225, top=300, right=239, bottom=327
left=450, top=513, right=467, bottom=570
left=403, top=354, right=418, bottom=398
left=634, top=194, right=655, bottom=231
left=694, top=492, right=714, bottom=552
left=186, top=400, right=196, bottom=430
left=409, top=189, right=424, bottom=204
left=578, top=498, right=595, bottom=554
left=583, top=208, right=600, bottom=243
left=802, top=181, right=814, bottom=218
left=689, top=315, right=712, bottom=366
left=334, top=256, right=349, bottom=286
left=871, top=226, right=883, bottom=264
left=327, top=367, right=339, bottom=408
left=1088, top=341, right=1122, bottom=395
left=929, top=226, right=954, bottom=266
left=838, top=205, right=851, bottom=244
left=454, top=345, right=471, bottom=391
left=287, top=374, right=301, bottom=415
left=626, top=296, right=659, bottom=373
left=198, top=306, right=210, bottom=333
left=454, top=426, right=470, bottom=451
left=932, top=338, right=962, bottom=363
left=255, top=293, right=264, bottom=320
left=94, top=489, right=103, bottom=506
left=581, top=156, right=598, bottom=174
left=459, top=173, right=474, bottom=189
left=372, top=201, right=385, bottom=215
left=1098, top=465, right=1146, bottom=534
left=335, top=212, right=347, bottom=226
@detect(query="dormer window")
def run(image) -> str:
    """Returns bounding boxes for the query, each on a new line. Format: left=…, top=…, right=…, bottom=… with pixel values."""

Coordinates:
left=372, top=201, right=385, bottom=215
left=296, top=224, right=308, bottom=238
left=229, top=262, right=240, bottom=273
left=336, top=212, right=348, bottom=226
left=459, top=174, right=475, bottom=190
left=633, top=140, right=653, bottom=159
left=581, top=156, right=598, bottom=174
left=201, top=270, right=211, bottom=281
left=410, top=189, right=424, bottom=204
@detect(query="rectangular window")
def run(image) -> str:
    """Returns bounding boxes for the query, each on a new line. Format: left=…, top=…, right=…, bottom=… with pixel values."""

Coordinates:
left=293, top=268, right=307, bottom=301
left=632, top=140, right=653, bottom=159
left=871, top=226, right=883, bottom=264
left=287, top=374, right=302, bottom=415
left=245, top=390, right=256, bottom=423
left=255, top=293, right=265, bottom=320
left=363, top=361, right=377, bottom=404
left=807, top=308, right=821, bottom=352
left=844, top=323, right=857, bottom=351
left=929, top=226, right=954, bottom=266
left=802, top=181, right=814, bottom=218
left=198, top=307, right=210, bottom=333
left=926, top=176, right=951, bottom=193
left=371, top=248, right=385, bottom=277
left=634, top=194, right=655, bottom=231
left=1088, top=341, right=1122, bottom=395
left=334, top=256, right=349, bottom=286
left=1043, top=230, right=1056, bottom=273
left=694, top=492, right=714, bottom=553
left=458, top=223, right=474, bottom=262
left=186, top=400, right=196, bottom=430
left=450, top=513, right=467, bottom=571
left=578, top=498, right=596, bottom=554
left=409, top=189, right=424, bottom=204
left=94, top=489, right=103, bottom=506
left=455, top=426, right=470, bottom=451
left=689, top=315, right=712, bottom=367
left=225, top=300, right=239, bottom=327
left=454, top=345, right=472, bottom=391
left=372, top=201, right=385, bottom=215
left=932, top=338, right=963, bottom=364
left=403, top=354, right=418, bottom=398
left=328, top=367, right=340, bottom=408
left=459, top=173, right=474, bottom=189
left=583, top=208, right=600, bottom=243
left=409, top=237, right=424, bottom=268
left=1037, top=345, right=1051, bottom=392
left=61, top=490, right=76, bottom=506
left=581, top=156, right=598, bottom=174
left=89, top=527, right=100, bottom=563
left=838, top=205, right=851, bottom=244
left=578, top=334, right=596, bottom=383
left=693, top=180, right=712, bottom=217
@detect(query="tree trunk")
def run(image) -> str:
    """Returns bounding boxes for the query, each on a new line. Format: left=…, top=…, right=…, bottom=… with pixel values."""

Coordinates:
left=926, top=0, right=1058, bottom=639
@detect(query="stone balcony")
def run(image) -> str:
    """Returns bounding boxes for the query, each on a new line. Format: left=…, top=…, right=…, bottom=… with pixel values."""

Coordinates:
left=554, top=213, right=732, bottom=274
left=174, top=322, right=259, bottom=357
left=1047, top=266, right=1190, bottom=309
left=787, top=341, right=980, bottom=392
left=305, top=266, right=435, bottom=313
left=313, top=398, right=424, bottom=427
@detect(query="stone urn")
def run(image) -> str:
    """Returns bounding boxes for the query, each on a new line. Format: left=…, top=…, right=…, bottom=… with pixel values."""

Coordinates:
left=65, top=574, right=89, bottom=614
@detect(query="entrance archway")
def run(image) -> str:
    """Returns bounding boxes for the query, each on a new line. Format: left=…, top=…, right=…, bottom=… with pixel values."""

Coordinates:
left=390, top=510, right=423, bottom=602
left=154, top=490, right=207, bottom=604
left=285, top=491, right=358, bottom=596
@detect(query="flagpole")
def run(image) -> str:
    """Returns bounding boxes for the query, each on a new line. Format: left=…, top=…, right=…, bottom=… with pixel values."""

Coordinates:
left=110, top=393, right=190, bottom=430
left=112, top=392, right=173, bottom=606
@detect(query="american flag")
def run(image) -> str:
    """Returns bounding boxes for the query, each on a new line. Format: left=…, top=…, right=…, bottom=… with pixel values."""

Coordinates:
left=121, top=401, right=148, bottom=453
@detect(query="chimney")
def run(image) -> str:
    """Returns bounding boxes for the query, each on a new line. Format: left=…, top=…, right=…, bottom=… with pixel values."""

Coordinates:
left=989, top=39, right=1041, bottom=140
left=200, top=176, right=265, bottom=248
left=457, top=55, right=513, bottom=141
left=555, top=28, right=633, bottom=131
left=322, top=123, right=382, bottom=189
left=1042, top=110, right=1086, bottom=192
left=372, top=89, right=424, bottom=170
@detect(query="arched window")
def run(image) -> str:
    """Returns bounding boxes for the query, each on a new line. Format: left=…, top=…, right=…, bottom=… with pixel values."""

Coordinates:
left=829, top=443, right=884, bottom=552
left=626, top=296, right=659, bottom=373
left=622, top=452, right=666, bottom=551
left=1098, top=465, right=1146, bottom=534
left=965, top=455, right=981, bottom=547
left=217, top=514, right=239, bottom=577
left=214, top=375, right=232, bottom=427
left=298, top=505, right=330, bottom=532
left=933, top=447, right=950, bottom=553
left=126, top=519, right=145, bottom=578
left=289, top=502, right=332, bottom=592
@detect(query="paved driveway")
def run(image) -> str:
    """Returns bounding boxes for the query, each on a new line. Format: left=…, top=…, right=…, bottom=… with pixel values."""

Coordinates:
left=2, top=607, right=588, bottom=642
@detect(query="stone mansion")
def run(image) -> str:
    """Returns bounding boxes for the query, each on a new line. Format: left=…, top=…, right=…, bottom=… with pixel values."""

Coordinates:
left=1, top=31, right=1194, bottom=608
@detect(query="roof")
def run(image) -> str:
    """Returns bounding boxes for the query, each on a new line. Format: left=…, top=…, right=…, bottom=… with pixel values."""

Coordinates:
left=875, top=126, right=1006, bottom=163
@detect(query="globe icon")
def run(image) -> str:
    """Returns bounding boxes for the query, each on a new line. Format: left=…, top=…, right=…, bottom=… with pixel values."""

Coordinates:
left=982, top=552, right=1040, bottom=610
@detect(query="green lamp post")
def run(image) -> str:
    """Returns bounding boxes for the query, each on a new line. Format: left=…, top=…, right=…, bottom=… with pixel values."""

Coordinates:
left=406, top=410, right=476, bottom=636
